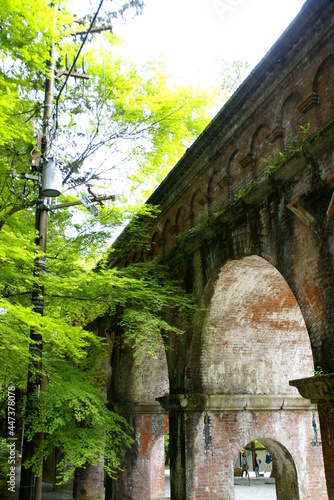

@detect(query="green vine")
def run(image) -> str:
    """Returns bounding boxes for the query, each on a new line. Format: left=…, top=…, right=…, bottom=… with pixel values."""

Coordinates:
left=234, top=123, right=311, bottom=201
left=172, top=123, right=317, bottom=250
left=314, top=366, right=324, bottom=376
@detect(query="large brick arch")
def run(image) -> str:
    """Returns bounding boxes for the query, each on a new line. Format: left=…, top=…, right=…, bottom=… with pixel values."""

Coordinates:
left=170, top=404, right=326, bottom=499
left=197, top=255, right=313, bottom=395
left=106, top=1, right=334, bottom=498
left=167, top=255, right=327, bottom=499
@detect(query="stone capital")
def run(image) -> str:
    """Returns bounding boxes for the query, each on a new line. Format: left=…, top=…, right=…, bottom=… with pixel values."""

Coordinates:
left=289, top=373, right=334, bottom=403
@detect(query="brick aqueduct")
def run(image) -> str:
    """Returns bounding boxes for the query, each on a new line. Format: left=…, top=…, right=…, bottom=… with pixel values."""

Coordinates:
left=80, top=0, right=334, bottom=498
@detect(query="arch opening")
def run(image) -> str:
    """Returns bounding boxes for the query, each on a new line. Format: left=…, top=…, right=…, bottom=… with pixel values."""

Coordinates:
left=233, top=439, right=300, bottom=500
left=183, top=255, right=327, bottom=499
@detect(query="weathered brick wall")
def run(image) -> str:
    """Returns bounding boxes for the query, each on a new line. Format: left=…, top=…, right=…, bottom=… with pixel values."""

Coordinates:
left=113, top=0, right=334, bottom=373
left=114, top=413, right=168, bottom=500
left=108, top=331, right=169, bottom=498
left=116, top=7, right=334, bottom=272
left=184, top=408, right=327, bottom=499
left=150, top=435, right=166, bottom=497
left=111, top=337, right=169, bottom=403
left=193, top=255, right=313, bottom=395
left=109, top=0, right=334, bottom=498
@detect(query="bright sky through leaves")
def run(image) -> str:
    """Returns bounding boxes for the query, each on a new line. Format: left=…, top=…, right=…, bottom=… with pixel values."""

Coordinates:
left=112, top=0, right=307, bottom=86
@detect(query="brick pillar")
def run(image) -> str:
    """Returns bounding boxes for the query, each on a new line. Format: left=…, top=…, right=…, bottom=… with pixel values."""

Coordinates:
left=169, top=410, right=187, bottom=500
left=317, top=402, right=334, bottom=499
left=74, top=461, right=104, bottom=500
left=112, top=409, right=168, bottom=499
left=290, top=373, right=334, bottom=500
left=157, top=394, right=210, bottom=500
left=160, top=392, right=328, bottom=500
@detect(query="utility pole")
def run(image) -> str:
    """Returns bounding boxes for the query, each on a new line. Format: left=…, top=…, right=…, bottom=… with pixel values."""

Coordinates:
left=19, top=32, right=56, bottom=500
left=19, top=2, right=107, bottom=499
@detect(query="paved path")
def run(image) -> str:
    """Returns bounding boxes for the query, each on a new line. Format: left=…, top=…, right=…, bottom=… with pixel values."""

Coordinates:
left=234, top=474, right=276, bottom=499
left=162, top=472, right=276, bottom=499
left=41, top=473, right=276, bottom=499
left=42, top=483, right=72, bottom=500
left=235, top=483, right=276, bottom=499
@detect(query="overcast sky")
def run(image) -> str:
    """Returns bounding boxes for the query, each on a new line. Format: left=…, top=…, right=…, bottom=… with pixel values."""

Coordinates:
left=111, top=0, right=307, bottom=86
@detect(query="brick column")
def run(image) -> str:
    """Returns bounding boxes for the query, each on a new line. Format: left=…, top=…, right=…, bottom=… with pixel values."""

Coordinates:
left=157, top=395, right=188, bottom=500
left=111, top=404, right=168, bottom=500
left=290, top=373, right=334, bottom=500
left=74, top=461, right=104, bottom=500
left=169, top=411, right=187, bottom=500
left=158, top=394, right=225, bottom=499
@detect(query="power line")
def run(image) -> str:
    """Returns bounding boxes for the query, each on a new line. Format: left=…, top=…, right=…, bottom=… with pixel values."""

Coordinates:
left=55, top=0, right=105, bottom=130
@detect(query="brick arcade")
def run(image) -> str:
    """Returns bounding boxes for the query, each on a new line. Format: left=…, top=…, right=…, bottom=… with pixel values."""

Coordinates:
left=76, top=0, right=334, bottom=498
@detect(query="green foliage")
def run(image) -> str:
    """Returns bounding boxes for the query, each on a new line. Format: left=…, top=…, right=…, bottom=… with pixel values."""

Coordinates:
left=0, top=437, right=10, bottom=493
left=22, top=360, right=133, bottom=483
left=0, top=0, right=247, bottom=487
left=58, top=41, right=216, bottom=199
left=314, top=366, right=324, bottom=376
left=0, top=207, right=197, bottom=481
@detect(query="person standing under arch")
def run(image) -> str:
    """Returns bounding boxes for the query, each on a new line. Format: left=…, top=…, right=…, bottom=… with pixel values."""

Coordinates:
left=241, top=452, right=248, bottom=478
left=265, top=450, right=272, bottom=475
left=254, top=452, right=260, bottom=478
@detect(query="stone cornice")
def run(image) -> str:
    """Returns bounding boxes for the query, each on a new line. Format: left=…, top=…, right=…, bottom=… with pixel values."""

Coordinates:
left=289, top=373, right=334, bottom=404
left=156, top=393, right=314, bottom=412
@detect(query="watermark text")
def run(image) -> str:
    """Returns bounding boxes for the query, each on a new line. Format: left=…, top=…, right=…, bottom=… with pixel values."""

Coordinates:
left=7, top=386, right=17, bottom=493
left=212, top=0, right=244, bottom=21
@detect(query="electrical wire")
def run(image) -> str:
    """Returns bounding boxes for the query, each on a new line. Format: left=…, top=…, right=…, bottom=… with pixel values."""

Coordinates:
left=55, top=0, right=105, bottom=129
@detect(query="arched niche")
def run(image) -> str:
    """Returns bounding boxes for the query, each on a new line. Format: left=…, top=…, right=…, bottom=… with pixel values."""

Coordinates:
left=228, top=149, right=241, bottom=201
left=250, top=124, right=272, bottom=179
left=313, top=54, right=334, bottom=126
left=175, top=205, right=187, bottom=235
left=207, top=170, right=219, bottom=212
left=207, top=169, right=229, bottom=214
left=190, top=189, right=205, bottom=227
left=281, top=92, right=304, bottom=151
left=162, top=219, right=173, bottom=257
left=149, top=231, right=159, bottom=260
